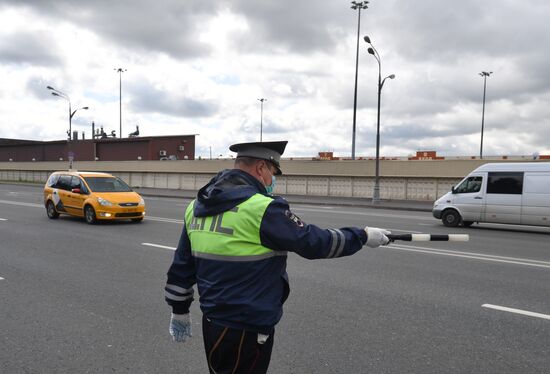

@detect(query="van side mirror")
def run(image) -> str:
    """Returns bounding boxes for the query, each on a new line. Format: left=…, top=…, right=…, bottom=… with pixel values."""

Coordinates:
left=71, top=188, right=81, bottom=194
left=451, top=186, right=456, bottom=194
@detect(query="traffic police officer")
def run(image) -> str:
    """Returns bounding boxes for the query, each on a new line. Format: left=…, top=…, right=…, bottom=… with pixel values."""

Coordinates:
left=165, top=141, right=391, bottom=373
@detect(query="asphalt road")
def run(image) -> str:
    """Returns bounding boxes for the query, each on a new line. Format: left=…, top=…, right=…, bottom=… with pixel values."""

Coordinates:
left=1, top=183, right=549, bottom=374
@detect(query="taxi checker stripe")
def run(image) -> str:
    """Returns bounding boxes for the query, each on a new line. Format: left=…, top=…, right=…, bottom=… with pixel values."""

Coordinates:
left=165, top=284, right=193, bottom=296
left=192, top=250, right=287, bottom=262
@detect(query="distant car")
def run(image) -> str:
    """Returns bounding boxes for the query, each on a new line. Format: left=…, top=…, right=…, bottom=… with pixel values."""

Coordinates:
left=43, top=171, right=146, bottom=224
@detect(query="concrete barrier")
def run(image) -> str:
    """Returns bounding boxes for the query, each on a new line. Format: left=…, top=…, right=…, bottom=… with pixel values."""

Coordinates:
left=1, top=159, right=538, bottom=201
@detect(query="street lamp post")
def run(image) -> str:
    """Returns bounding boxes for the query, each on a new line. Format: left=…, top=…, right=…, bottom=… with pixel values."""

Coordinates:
left=364, top=36, right=395, bottom=203
left=350, top=1, right=369, bottom=160
left=258, top=98, right=267, bottom=142
left=479, top=71, right=492, bottom=159
left=47, top=86, right=89, bottom=140
left=115, top=68, right=127, bottom=138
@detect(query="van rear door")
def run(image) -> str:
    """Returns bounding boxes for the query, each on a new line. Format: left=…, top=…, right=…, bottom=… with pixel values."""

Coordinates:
left=483, top=172, right=523, bottom=224
left=521, top=173, right=550, bottom=226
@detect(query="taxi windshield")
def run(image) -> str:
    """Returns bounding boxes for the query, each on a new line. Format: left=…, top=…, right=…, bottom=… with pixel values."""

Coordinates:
left=84, top=177, right=133, bottom=192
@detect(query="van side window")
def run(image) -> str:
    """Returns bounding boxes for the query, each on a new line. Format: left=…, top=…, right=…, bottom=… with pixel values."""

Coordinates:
left=455, top=176, right=482, bottom=193
left=78, top=178, right=90, bottom=194
left=487, top=172, right=524, bottom=194
left=47, top=174, right=60, bottom=187
left=71, top=176, right=88, bottom=195
left=524, top=174, right=550, bottom=194
left=57, top=175, right=72, bottom=191
left=70, top=176, right=88, bottom=194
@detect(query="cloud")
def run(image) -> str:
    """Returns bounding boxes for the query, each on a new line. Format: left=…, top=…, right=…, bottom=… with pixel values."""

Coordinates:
left=3, top=0, right=213, bottom=59
left=1, top=0, right=550, bottom=158
left=0, top=30, right=62, bottom=66
left=128, top=80, right=219, bottom=118
left=226, top=0, right=349, bottom=54
left=26, top=76, right=58, bottom=100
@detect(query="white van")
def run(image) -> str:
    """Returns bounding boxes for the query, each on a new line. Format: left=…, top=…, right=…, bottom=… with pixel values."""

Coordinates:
left=432, top=162, right=550, bottom=227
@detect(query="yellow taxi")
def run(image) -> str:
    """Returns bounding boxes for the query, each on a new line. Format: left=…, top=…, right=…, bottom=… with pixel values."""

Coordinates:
left=43, top=171, right=146, bottom=224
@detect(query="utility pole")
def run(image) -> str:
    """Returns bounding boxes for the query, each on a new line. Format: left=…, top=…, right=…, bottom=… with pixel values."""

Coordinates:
left=479, top=71, right=493, bottom=159
left=115, top=68, right=127, bottom=138
left=258, top=98, right=267, bottom=142
left=350, top=1, right=369, bottom=160
left=365, top=36, right=395, bottom=203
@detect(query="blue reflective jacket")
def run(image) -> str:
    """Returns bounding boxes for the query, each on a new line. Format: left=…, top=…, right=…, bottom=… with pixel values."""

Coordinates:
left=165, top=169, right=367, bottom=332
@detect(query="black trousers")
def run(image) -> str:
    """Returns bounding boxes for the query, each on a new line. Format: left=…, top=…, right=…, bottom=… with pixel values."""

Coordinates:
left=202, top=315, right=274, bottom=374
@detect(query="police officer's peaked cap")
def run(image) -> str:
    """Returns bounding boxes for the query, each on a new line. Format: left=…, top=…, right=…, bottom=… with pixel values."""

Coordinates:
left=230, top=140, right=288, bottom=175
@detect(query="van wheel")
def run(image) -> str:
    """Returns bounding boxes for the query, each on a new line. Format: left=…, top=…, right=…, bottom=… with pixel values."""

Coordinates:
left=84, top=205, right=97, bottom=224
left=462, top=221, right=473, bottom=227
left=442, top=210, right=461, bottom=227
left=46, top=201, right=59, bottom=219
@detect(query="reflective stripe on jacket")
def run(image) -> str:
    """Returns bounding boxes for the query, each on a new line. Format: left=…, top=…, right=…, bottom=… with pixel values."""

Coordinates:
left=186, top=194, right=285, bottom=260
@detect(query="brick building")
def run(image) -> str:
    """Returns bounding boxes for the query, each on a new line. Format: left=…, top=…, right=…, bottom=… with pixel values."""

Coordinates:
left=0, top=135, right=196, bottom=162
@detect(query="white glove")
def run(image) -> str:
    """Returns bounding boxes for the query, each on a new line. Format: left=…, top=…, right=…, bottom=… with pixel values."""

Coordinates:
left=169, top=313, right=192, bottom=343
left=364, top=227, right=391, bottom=248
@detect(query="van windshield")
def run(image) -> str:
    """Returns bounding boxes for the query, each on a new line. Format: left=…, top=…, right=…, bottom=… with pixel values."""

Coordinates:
left=84, top=177, right=133, bottom=192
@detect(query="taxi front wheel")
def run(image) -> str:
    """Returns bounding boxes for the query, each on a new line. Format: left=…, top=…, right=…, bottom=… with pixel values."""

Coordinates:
left=84, top=205, right=97, bottom=224
left=46, top=201, right=59, bottom=219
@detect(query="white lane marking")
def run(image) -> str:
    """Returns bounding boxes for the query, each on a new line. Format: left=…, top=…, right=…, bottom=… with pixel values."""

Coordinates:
left=392, top=244, right=550, bottom=264
left=386, top=244, right=550, bottom=269
left=293, top=206, right=433, bottom=221
left=0, top=276, right=4, bottom=280
left=386, top=228, right=423, bottom=233
left=0, top=200, right=188, bottom=223
left=0, top=199, right=432, bottom=222
left=0, top=199, right=42, bottom=208
left=0, top=218, right=7, bottom=221
left=293, top=204, right=334, bottom=210
left=6, top=191, right=37, bottom=196
left=142, top=242, right=176, bottom=251
left=482, top=304, right=550, bottom=321
left=145, top=216, right=184, bottom=224
left=142, top=196, right=192, bottom=203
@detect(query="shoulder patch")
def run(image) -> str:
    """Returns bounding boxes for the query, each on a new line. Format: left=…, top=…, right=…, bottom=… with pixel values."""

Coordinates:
left=285, top=210, right=304, bottom=227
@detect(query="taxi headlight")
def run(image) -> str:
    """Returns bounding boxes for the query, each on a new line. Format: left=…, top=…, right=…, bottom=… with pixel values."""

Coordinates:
left=138, top=197, right=145, bottom=206
left=97, top=197, right=113, bottom=207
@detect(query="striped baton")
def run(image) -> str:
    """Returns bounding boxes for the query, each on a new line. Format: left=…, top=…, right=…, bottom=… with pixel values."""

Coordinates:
left=387, top=234, right=469, bottom=242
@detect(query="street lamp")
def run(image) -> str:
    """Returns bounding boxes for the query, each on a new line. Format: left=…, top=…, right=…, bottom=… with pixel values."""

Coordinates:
left=258, top=98, right=267, bottom=142
left=350, top=1, right=369, bottom=160
left=479, top=71, right=492, bottom=159
left=364, top=35, right=395, bottom=203
left=47, top=86, right=89, bottom=140
left=115, top=67, right=127, bottom=138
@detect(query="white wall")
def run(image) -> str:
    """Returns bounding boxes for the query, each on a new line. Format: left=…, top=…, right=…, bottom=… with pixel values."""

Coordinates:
left=0, top=168, right=460, bottom=201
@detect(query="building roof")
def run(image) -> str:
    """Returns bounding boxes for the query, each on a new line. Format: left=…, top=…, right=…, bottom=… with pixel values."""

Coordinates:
left=0, top=134, right=198, bottom=146
left=0, top=138, right=43, bottom=146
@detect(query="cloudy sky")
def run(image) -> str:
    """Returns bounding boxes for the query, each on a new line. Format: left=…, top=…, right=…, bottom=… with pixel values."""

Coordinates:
left=1, top=0, right=549, bottom=158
